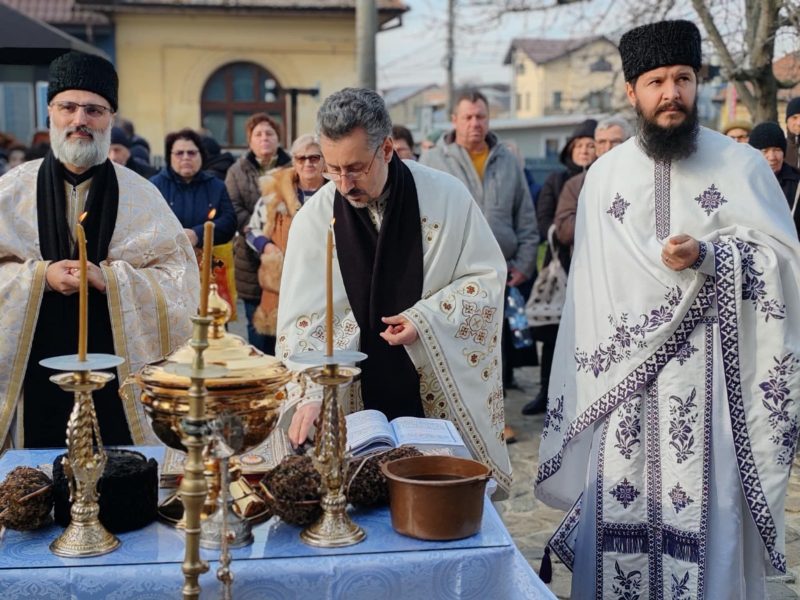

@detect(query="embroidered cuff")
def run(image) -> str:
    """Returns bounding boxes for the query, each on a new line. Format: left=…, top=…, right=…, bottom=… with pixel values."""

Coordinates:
left=691, top=241, right=715, bottom=276
left=690, top=242, right=706, bottom=270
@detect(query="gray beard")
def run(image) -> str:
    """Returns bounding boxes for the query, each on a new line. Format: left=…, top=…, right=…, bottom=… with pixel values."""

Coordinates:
left=346, top=197, right=377, bottom=209
left=50, top=123, right=111, bottom=169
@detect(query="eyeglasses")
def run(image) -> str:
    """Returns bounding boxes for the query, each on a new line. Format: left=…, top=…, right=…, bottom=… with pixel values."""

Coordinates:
left=49, top=101, right=114, bottom=119
left=293, top=154, right=322, bottom=164
left=322, top=144, right=382, bottom=182
left=172, top=150, right=200, bottom=158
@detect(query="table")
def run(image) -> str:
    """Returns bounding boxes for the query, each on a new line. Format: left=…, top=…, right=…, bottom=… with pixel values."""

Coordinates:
left=0, top=447, right=555, bottom=599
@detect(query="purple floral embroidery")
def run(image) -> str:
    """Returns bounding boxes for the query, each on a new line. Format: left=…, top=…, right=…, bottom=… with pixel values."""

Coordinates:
left=542, top=394, right=564, bottom=439
left=759, top=354, right=800, bottom=465
left=671, top=571, right=691, bottom=600
left=669, top=388, right=698, bottom=464
left=609, top=478, right=640, bottom=509
left=611, top=561, right=642, bottom=599
left=575, top=286, right=683, bottom=377
left=737, top=241, right=786, bottom=321
left=668, top=483, right=695, bottom=514
left=607, top=193, right=631, bottom=223
left=674, top=342, right=698, bottom=365
left=614, top=395, right=641, bottom=459
left=694, top=184, right=727, bottom=216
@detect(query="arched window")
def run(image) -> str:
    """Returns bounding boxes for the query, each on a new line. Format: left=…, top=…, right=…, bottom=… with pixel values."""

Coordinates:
left=201, top=62, right=285, bottom=148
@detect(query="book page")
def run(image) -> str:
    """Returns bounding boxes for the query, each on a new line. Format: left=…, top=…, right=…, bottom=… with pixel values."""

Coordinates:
left=345, top=409, right=397, bottom=455
left=392, top=417, right=465, bottom=448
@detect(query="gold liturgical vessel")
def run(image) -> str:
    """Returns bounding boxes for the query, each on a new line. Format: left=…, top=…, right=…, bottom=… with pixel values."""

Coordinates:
left=39, top=216, right=124, bottom=557
left=40, top=354, right=125, bottom=557
left=295, top=357, right=366, bottom=547
left=134, top=282, right=289, bottom=598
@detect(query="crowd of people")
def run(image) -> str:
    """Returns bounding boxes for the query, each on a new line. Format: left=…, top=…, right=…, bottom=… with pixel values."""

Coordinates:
left=2, top=20, right=800, bottom=595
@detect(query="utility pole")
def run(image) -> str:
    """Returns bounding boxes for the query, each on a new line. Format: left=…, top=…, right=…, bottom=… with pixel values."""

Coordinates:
left=445, top=0, right=455, bottom=114
left=356, top=0, right=377, bottom=89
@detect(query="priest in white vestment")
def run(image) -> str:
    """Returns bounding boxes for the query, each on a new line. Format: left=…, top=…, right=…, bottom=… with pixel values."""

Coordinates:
left=0, top=52, right=198, bottom=448
left=277, top=88, right=512, bottom=498
left=535, top=21, right=800, bottom=598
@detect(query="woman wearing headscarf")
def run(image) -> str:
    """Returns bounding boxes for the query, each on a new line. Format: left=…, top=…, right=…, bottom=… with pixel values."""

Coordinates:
left=523, top=119, right=596, bottom=415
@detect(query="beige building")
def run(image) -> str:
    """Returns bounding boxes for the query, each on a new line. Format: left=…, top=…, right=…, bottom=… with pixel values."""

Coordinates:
left=8, top=0, right=406, bottom=155
left=504, top=36, right=624, bottom=119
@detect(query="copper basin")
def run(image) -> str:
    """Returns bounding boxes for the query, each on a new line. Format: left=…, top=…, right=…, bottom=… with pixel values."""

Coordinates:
left=381, top=455, right=491, bottom=541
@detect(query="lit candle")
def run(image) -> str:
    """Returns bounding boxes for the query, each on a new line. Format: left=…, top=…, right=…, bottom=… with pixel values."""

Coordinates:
left=326, top=219, right=335, bottom=357
left=77, top=213, right=88, bottom=362
left=199, top=209, right=216, bottom=317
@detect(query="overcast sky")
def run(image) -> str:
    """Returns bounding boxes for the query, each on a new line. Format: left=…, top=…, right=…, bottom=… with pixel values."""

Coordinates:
left=375, top=0, right=798, bottom=92
left=375, top=0, right=619, bottom=90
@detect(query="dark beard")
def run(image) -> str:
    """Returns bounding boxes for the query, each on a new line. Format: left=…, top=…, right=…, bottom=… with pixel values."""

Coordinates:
left=636, top=100, right=699, bottom=162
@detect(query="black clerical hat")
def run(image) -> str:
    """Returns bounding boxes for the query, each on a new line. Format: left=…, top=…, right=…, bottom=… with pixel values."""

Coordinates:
left=619, top=20, right=702, bottom=82
left=47, top=51, right=118, bottom=111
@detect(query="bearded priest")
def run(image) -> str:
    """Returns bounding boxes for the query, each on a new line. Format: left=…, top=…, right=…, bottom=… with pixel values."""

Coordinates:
left=277, top=87, right=512, bottom=499
left=0, top=51, right=199, bottom=448
left=535, top=20, right=800, bottom=598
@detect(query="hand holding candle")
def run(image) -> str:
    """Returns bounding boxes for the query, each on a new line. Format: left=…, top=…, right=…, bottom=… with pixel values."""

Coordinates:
left=326, top=219, right=335, bottom=357
left=199, top=209, right=216, bottom=317
left=77, top=212, right=88, bottom=362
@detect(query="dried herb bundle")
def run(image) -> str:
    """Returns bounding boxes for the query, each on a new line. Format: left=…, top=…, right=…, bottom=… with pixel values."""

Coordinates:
left=0, top=466, right=53, bottom=531
left=346, top=446, right=422, bottom=507
left=260, top=455, right=322, bottom=526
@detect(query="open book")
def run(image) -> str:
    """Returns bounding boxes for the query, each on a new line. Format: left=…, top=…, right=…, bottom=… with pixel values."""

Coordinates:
left=345, top=410, right=469, bottom=457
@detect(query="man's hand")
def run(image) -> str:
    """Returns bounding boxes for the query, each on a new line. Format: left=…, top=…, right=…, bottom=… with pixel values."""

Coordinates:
left=379, top=315, right=418, bottom=346
left=85, top=262, right=106, bottom=293
left=46, top=260, right=80, bottom=294
left=184, top=228, right=199, bottom=247
left=661, top=234, right=700, bottom=271
left=507, top=266, right=527, bottom=287
left=46, top=260, right=107, bottom=294
left=288, top=401, right=321, bottom=448
left=263, top=242, right=281, bottom=255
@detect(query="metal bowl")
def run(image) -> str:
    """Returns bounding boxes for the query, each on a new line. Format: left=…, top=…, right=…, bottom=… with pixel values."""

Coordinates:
left=135, top=360, right=291, bottom=453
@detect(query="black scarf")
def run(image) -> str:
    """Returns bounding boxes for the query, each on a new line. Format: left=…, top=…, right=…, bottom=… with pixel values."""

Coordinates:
left=24, top=151, right=131, bottom=447
left=333, top=154, right=424, bottom=420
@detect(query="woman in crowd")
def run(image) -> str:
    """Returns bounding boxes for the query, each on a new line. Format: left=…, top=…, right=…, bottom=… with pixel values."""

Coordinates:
left=225, top=113, right=291, bottom=352
left=524, top=119, right=597, bottom=415
left=150, top=128, right=237, bottom=304
left=245, top=134, right=327, bottom=353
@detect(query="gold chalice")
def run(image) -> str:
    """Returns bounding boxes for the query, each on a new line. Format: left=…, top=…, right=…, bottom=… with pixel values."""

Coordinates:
left=133, top=286, right=290, bottom=544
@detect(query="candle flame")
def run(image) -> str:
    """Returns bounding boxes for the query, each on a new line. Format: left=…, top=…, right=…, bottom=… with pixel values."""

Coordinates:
left=79, top=211, right=88, bottom=224
left=330, top=218, right=336, bottom=227
left=208, top=209, right=217, bottom=220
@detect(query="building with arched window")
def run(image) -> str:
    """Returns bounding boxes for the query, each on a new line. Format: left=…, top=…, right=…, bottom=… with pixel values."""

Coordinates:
left=30, top=0, right=406, bottom=159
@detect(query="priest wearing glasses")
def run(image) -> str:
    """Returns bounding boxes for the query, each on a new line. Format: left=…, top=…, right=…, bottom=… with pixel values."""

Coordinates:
left=276, top=87, right=513, bottom=499
left=0, top=51, right=199, bottom=448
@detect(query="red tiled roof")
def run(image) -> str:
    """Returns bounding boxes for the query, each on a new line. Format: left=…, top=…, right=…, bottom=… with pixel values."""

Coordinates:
left=0, top=0, right=109, bottom=25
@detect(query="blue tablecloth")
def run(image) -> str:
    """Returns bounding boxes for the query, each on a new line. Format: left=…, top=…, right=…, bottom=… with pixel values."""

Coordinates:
left=0, top=447, right=555, bottom=599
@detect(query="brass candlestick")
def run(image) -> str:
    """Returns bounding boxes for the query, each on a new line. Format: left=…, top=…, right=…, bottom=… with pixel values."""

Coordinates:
left=40, top=353, right=125, bottom=557
left=291, top=351, right=366, bottom=547
left=166, top=315, right=227, bottom=600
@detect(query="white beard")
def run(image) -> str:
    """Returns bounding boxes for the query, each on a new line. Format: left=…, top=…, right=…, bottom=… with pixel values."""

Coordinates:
left=50, top=122, right=111, bottom=169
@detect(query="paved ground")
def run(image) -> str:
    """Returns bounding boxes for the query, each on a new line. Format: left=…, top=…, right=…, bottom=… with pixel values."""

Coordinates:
left=497, top=364, right=800, bottom=599
left=231, top=309, right=800, bottom=598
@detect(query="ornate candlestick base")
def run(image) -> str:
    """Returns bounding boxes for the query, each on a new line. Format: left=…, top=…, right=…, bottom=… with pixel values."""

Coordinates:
left=40, top=353, right=125, bottom=558
left=291, top=351, right=366, bottom=548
